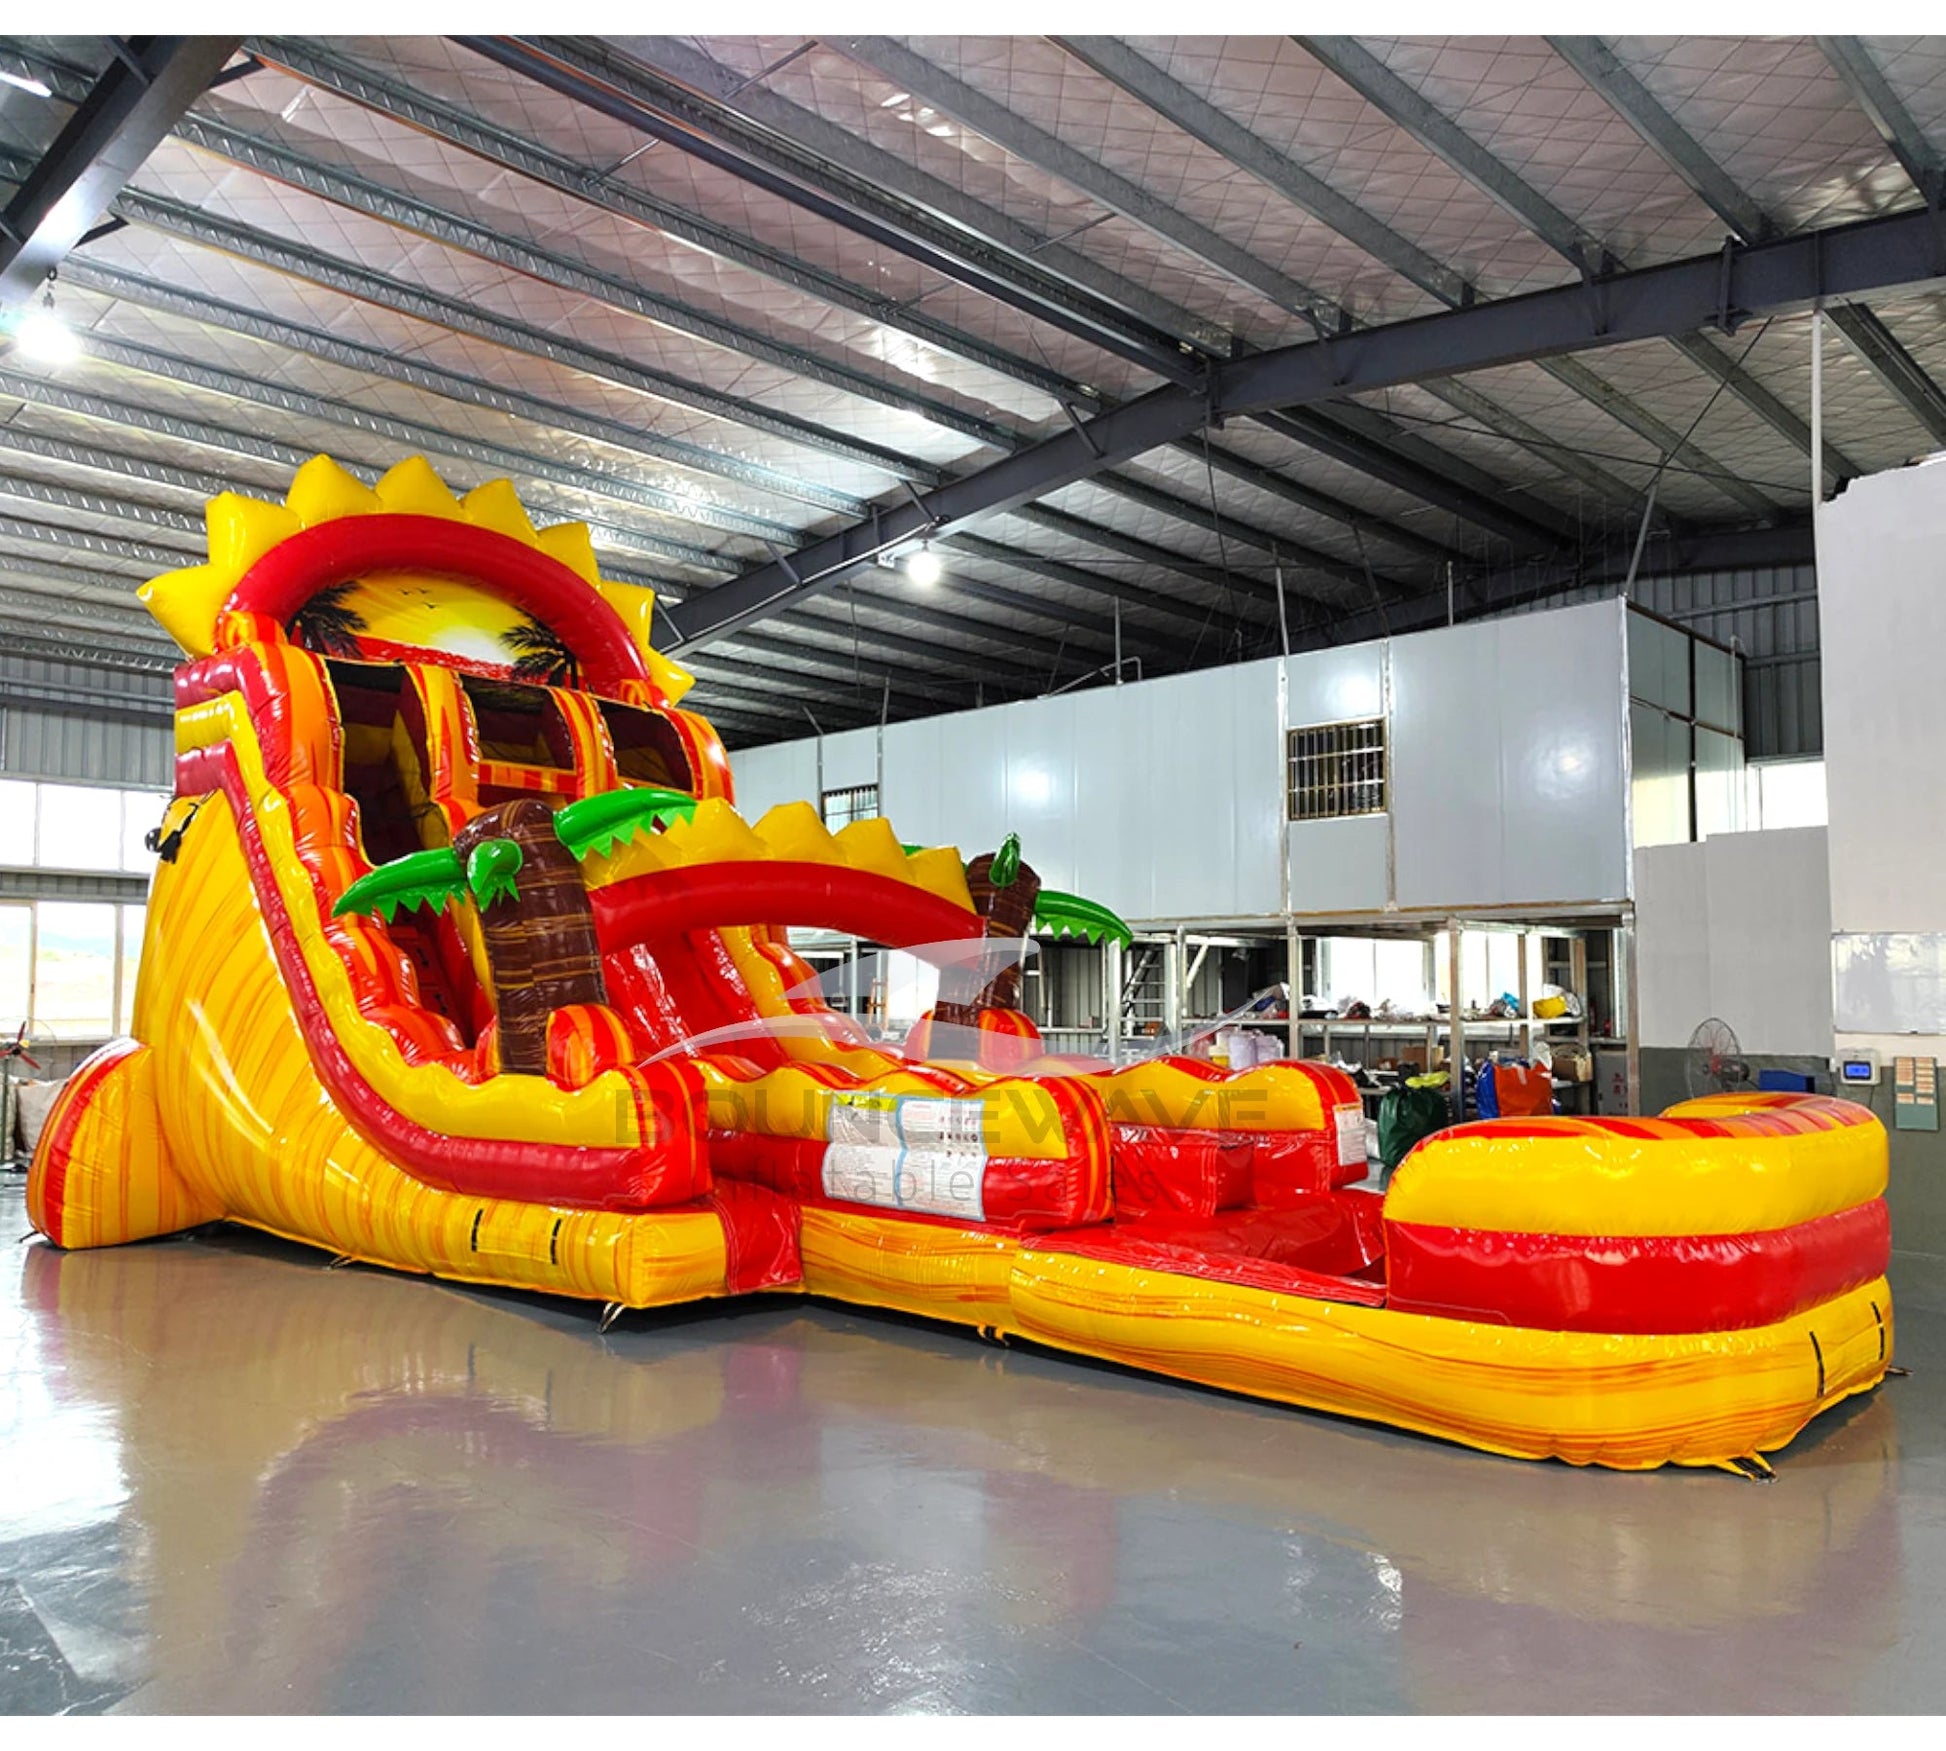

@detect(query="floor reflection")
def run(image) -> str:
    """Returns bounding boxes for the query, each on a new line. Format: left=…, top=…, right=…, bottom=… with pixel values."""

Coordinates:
left=3, top=1184, right=1939, bottom=1714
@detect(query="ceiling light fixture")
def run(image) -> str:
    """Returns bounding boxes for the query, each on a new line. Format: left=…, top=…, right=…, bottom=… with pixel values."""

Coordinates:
left=0, top=68, right=53, bottom=98
left=14, top=283, right=80, bottom=365
left=905, top=543, right=942, bottom=587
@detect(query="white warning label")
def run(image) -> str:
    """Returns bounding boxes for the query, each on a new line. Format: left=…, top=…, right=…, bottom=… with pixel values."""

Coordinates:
left=823, top=1094, right=988, bottom=1221
left=822, top=1144, right=986, bottom=1221
left=1335, top=1103, right=1368, bottom=1169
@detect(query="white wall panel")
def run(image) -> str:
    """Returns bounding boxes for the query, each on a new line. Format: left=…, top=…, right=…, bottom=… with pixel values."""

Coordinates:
left=1392, top=602, right=1628, bottom=908
left=727, top=740, right=817, bottom=821
left=1287, top=816, right=1388, bottom=913
left=728, top=603, right=1631, bottom=922
left=1636, top=828, right=1831, bottom=1054
left=1284, top=643, right=1384, bottom=726
left=817, top=726, right=879, bottom=791
left=1493, top=604, right=1631, bottom=906
left=1628, top=611, right=1692, bottom=715
left=1819, top=463, right=1946, bottom=939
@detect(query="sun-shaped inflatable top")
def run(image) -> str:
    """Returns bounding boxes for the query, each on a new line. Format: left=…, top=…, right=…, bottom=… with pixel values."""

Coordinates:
left=140, top=454, right=694, bottom=706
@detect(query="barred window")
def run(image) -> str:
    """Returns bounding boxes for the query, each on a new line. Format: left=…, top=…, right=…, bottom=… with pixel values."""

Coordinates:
left=1287, top=720, right=1386, bottom=821
left=821, top=783, right=880, bottom=831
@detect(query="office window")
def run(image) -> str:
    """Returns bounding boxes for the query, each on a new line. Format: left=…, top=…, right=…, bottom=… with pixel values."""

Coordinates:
left=1287, top=720, right=1386, bottom=821
left=821, top=784, right=880, bottom=831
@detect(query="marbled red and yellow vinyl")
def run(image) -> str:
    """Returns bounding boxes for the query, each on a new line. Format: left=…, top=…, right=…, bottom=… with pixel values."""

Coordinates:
left=29, top=456, right=1893, bottom=1471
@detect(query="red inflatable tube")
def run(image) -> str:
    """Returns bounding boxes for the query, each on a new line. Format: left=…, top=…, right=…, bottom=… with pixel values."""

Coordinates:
left=591, top=862, right=983, bottom=957
left=1385, top=1197, right=1892, bottom=1333
left=708, top=1134, right=1104, bottom=1231
left=1036, top=1192, right=1389, bottom=1306
left=225, top=515, right=653, bottom=695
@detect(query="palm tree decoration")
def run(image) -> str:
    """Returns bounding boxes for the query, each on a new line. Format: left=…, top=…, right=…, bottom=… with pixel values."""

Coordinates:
left=286, top=581, right=367, bottom=657
left=936, top=833, right=1131, bottom=1024
left=503, top=616, right=580, bottom=688
left=334, top=785, right=695, bottom=1073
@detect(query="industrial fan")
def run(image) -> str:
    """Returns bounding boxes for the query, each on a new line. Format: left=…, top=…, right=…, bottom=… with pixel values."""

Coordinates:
left=1685, top=1016, right=1752, bottom=1098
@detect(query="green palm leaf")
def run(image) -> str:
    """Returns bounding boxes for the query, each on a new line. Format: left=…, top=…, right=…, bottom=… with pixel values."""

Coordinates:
left=1032, top=888, right=1133, bottom=949
left=552, top=786, right=698, bottom=862
left=333, top=847, right=467, bottom=923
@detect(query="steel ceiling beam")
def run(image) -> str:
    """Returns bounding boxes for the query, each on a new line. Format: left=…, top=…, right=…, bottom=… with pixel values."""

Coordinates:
left=38, top=258, right=811, bottom=549
left=831, top=34, right=1677, bottom=520
left=1546, top=36, right=1946, bottom=462
left=246, top=35, right=1084, bottom=408
left=1057, top=477, right=1378, bottom=603
left=493, top=35, right=1562, bottom=554
left=1009, top=502, right=1311, bottom=607
left=1182, top=437, right=1463, bottom=563
left=938, top=533, right=1256, bottom=648
left=1296, top=34, right=1839, bottom=499
left=1824, top=304, right=1946, bottom=446
left=191, top=113, right=1432, bottom=605
left=0, top=36, right=240, bottom=308
left=1053, top=37, right=1473, bottom=311
left=1817, top=36, right=1945, bottom=207
left=830, top=35, right=1340, bottom=336
left=99, top=185, right=925, bottom=495
left=251, top=34, right=1460, bottom=571
left=1545, top=38, right=1774, bottom=242
left=453, top=35, right=1206, bottom=387
left=158, top=104, right=1423, bottom=608
left=1257, top=406, right=1575, bottom=549
left=6, top=89, right=1371, bottom=621
left=663, top=197, right=1946, bottom=647
left=160, top=107, right=1018, bottom=457
left=0, top=129, right=923, bottom=512
left=0, top=358, right=750, bottom=576
left=0, top=414, right=722, bottom=588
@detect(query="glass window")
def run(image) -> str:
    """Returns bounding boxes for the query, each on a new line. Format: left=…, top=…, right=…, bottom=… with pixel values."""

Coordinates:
left=34, top=785, right=124, bottom=873
left=0, top=905, right=30, bottom=1033
left=32, top=902, right=117, bottom=1039
left=1745, top=759, right=1829, bottom=831
left=0, top=780, right=37, bottom=867
left=1630, top=704, right=1691, bottom=849
left=1695, top=727, right=1745, bottom=839
left=118, top=904, right=147, bottom=1034
left=821, top=784, right=879, bottom=831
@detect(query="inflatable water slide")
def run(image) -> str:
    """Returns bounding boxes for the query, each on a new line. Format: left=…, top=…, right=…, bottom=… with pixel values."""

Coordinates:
left=28, top=457, right=1894, bottom=1471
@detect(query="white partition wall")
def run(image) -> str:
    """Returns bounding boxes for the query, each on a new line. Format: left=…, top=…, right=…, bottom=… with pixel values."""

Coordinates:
left=721, top=599, right=1706, bottom=924
left=1820, top=459, right=1946, bottom=1055
left=1635, top=828, right=1832, bottom=1054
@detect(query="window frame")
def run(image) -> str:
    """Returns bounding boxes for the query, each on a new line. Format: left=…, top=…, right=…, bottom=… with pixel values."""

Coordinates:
left=1286, top=718, right=1388, bottom=823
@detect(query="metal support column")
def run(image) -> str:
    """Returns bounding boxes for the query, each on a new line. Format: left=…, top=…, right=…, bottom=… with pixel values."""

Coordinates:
left=1618, top=918, right=1642, bottom=1116
left=1104, top=937, right=1124, bottom=1065
left=1286, top=919, right=1301, bottom=1062
left=1448, top=920, right=1466, bottom=1121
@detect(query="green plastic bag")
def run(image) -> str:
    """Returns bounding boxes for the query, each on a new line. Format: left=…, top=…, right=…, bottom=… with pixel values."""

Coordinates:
left=1378, top=1081, right=1451, bottom=1173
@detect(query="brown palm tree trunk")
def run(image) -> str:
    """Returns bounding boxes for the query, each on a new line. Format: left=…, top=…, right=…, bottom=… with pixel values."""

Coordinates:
left=452, top=798, right=607, bottom=1075
left=933, top=848, right=1040, bottom=1028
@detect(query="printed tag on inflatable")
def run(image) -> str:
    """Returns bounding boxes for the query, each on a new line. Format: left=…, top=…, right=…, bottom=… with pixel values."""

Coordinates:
left=1335, top=1103, right=1368, bottom=1170
left=826, top=1091, right=903, bottom=1149
left=822, top=1144, right=987, bottom=1221
left=826, top=1091, right=987, bottom=1152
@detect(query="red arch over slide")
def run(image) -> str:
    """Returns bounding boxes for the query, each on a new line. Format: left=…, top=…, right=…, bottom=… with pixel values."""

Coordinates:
left=591, top=863, right=985, bottom=959
left=229, top=514, right=653, bottom=693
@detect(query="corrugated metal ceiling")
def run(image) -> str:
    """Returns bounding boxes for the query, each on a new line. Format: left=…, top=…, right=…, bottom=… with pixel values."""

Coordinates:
left=2, top=33, right=1943, bottom=744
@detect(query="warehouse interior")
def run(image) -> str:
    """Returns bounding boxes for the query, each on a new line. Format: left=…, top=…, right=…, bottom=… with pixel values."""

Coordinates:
left=3, top=28, right=1945, bottom=1717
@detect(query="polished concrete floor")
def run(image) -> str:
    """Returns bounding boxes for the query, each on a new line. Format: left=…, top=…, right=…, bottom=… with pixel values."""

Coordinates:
left=2, top=1178, right=1943, bottom=1715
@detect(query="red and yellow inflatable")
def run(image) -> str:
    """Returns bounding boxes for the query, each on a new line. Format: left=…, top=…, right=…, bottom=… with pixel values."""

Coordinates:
left=27, top=457, right=1892, bottom=1472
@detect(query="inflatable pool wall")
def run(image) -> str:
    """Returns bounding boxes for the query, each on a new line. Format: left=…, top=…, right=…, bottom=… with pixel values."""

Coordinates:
left=28, top=457, right=1893, bottom=1472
